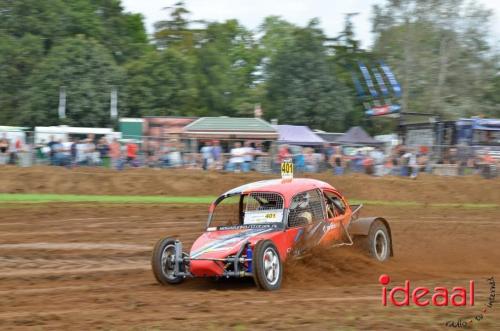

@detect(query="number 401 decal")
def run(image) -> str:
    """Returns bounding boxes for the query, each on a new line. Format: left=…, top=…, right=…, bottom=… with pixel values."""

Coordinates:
left=281, top=160, right=293, bottom=180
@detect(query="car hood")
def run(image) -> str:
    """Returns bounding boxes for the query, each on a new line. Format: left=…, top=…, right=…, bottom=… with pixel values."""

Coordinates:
left=190, top=224, right=281, bottom=259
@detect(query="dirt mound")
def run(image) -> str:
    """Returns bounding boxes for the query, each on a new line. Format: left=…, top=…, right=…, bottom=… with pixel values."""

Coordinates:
left=284, top=246, right=381, bottom=287
left=1, top=166, right=499, bottom=204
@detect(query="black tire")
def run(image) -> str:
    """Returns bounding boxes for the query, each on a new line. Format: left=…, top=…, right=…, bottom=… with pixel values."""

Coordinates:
left=151, top=237, right=184, bottom=285
left=356, top=221, right=391, bottom=262
left=252, top=240, right=282, bottom=291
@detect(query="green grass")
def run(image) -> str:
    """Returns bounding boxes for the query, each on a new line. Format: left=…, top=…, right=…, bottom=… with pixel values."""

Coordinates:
left=0, top=193, right=497, bottom=209
left=0, top=193, right=215, bottom=204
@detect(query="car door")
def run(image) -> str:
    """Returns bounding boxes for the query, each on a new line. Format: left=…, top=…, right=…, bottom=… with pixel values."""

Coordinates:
left=320, top=190, right=351, bottom=244
left=283, top=189, right=327, bottom=253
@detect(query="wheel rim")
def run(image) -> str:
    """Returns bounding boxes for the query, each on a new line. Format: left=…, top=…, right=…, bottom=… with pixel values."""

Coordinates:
left=160, top=244, right=177, bottom=280
left=373, top=229, right=388, bottom=261
left=263, top=247, right=280, bottom=286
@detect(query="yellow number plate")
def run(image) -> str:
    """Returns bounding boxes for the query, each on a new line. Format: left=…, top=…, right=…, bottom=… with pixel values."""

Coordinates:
left=281, top=160, right=293, bottom=180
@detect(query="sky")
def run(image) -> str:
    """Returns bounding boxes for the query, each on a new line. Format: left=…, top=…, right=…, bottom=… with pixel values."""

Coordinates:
left=121, top=0, right=500, bottom=49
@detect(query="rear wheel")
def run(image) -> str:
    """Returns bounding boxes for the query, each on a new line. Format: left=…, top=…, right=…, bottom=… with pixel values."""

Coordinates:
left=252, top=240, right=282, bottom=291
left=356, top=221, right=391, bottom=261
left=151, top=237, right=184, bottom=285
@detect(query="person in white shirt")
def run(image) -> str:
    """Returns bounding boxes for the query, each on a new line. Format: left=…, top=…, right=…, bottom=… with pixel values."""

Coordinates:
left=200, top=141, right=213, bottom=170
left=76, top=139, right=88, bottom=165
left=229, top=142, right=245, bottom=172
left=242, top=141, right=254, bottom=172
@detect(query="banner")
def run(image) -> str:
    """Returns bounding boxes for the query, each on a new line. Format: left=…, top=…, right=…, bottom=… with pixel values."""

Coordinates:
left=379, top=61, right=402, bottom=98
left=358, top=62, right=378, bottom=98
left=351, top=72, right=366, bottom=98
left=58, top=86, right=66, bottom=119
left=365, top=104, right=401, bottom=117
left=110, top=86, right=118, bottom=119
left=372, top=67, right=389, bottom=97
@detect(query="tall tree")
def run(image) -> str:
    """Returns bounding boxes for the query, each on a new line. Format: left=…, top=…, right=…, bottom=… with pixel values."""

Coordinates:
left=265, top=20, right=353, bottom=131
left=19, top=36, right=123, bottom=127
left=153, top=1, right=203, bottom=51
left=193, top=20, right=261, bottom=116
left=122, top=49, right=196, bottom=117
left=372, top=0, right=497, bottom=118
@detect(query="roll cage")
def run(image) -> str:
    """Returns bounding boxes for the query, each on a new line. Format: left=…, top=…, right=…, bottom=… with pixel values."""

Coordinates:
left=206, top=188, right=352, bottom=230
left=206, top=192, right=287, bottom=229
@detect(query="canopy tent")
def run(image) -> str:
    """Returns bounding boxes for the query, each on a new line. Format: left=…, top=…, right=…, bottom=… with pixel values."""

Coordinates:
left=315, top=132, right=343, bottom=143
left=273, top=125, right=326, bottom=146
left=183, top=117, right=278, bottom=140
left=335, top=126, right=383, bottom=146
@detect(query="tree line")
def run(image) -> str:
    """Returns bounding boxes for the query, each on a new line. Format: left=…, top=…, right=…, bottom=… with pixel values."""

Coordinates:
left=0, top=0, right=498, bottom=133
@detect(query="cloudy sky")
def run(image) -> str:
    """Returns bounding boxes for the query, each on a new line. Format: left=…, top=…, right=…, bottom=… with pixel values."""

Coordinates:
left=122, top=0, right=500, bottom=48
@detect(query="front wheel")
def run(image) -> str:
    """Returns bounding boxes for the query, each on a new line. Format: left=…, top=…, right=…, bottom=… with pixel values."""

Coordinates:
left=252, top=240, right=283, bottom=291
left=151, top=237, right=184, bottom=285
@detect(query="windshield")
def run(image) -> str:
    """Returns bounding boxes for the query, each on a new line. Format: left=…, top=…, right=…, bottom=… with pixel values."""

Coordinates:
left=209, top=192, right=284, bottom=228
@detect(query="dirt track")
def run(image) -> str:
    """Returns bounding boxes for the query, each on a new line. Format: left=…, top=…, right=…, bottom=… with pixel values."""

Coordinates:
left=0, top=168, right=499, bottom=330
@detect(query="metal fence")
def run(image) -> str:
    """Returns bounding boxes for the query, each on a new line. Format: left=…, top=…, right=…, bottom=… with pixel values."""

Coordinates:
left=0, top=130, right=498, bottom=178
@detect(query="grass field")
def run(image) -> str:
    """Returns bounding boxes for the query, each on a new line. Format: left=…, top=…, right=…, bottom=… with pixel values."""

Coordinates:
left=0, top=193, right=497, bottom=209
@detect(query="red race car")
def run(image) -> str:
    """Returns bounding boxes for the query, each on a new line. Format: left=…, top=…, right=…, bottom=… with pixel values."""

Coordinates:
left=152, top=177, right=393, bottom=290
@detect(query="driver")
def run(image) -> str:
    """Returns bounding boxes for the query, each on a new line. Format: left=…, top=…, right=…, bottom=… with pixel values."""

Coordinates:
left=290, top=192, right=313, bottom=225
left=325, top=197, right=335, bottom=218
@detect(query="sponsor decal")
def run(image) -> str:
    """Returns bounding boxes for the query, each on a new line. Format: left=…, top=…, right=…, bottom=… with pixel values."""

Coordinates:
left=191, top=227, right=276, bottom=258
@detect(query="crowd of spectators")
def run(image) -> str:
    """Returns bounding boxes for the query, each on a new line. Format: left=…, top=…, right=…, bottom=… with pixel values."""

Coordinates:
left=0, top=133, right=497, bottom=178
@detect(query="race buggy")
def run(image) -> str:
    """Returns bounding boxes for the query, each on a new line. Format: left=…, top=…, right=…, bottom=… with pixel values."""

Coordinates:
left=152, top=176, right=393, bottom=290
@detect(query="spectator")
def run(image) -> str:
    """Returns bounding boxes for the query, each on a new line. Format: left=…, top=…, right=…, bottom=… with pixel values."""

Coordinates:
left=144, top=139, right=157, bottom=168
left=0, top=134, right=9, bottom=165
left=228, top=142, right=245, bottom=172
left=47, top=135, right=58, bottom=165
left=168, top=141, right=183, bottom=168
left=211, top=140, right=223, bottom=170
left=109, top=139, right=121, bottom=169
left=479, top=148, right=495, bottom=179
left=76, top=139, right=88, bottom=166
left=352, top=151, right=364, bottom=173
left=304, top=148, right=317, bottom=172
left=52, top=139, right=66, bottom=166
left=7, top=136, right=20, bottom=165
left=70, top=137, right=77, bottom=166
left=362, top=152, right=374, bottom=175
left=97, top=137, right=110, bottom=167
left=330, top=146, right=345, bottom=175
left=60, top=138, right=72, bottom=167
left=400, top=149, right=411, bottom=177
left=408, top=149, right=419, bottom=179
left=278, top=144, right=291, bottom=163
left=294, top=146, right=306, bottom=173
left=242, top=141, right=255, bottom=172
left=200, top=141, right=213, bottom=170
left=85, top=138, right=98, bottom=165
left=370, top=147, right=385, bottom=176
left=322, top=143, right=334, bottom=171
left=126, top=141, right=138, bottom=167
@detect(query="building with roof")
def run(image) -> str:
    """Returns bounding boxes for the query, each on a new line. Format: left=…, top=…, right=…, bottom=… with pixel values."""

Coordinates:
left=183, top=117, right=278, bottom=140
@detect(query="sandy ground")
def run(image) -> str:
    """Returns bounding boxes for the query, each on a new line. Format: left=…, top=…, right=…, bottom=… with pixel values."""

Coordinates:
left=0, top=202, right=498, bottom=330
